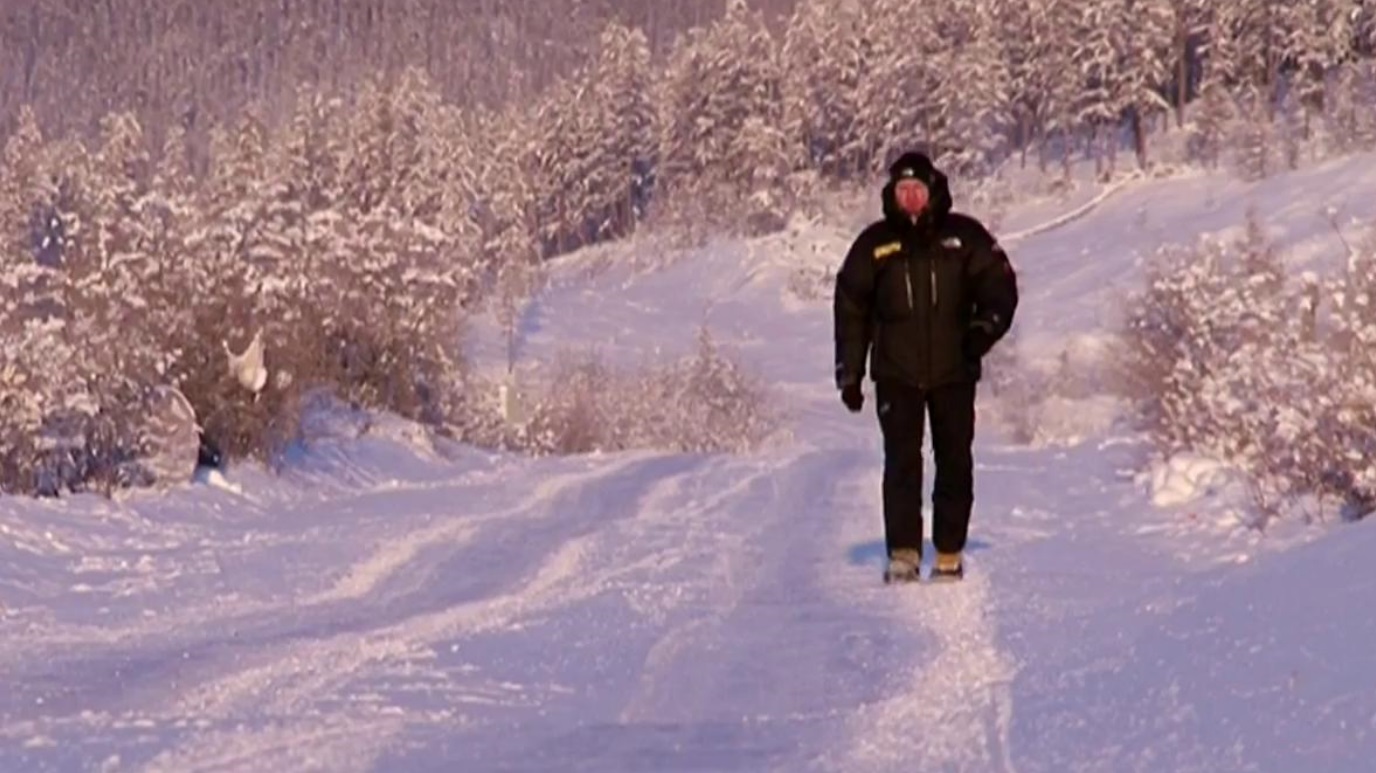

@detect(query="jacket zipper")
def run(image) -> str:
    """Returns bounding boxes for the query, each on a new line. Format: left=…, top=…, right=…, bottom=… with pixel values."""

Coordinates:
left=905, top=261, right=914, bottom=310
left=925, top=258, right=933, bottom=386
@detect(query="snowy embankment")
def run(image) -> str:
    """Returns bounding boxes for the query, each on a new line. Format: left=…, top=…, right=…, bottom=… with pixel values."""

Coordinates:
left=4, top=155, right=1376, bottom=771
left=1001, top=169, right=1144, bottom=244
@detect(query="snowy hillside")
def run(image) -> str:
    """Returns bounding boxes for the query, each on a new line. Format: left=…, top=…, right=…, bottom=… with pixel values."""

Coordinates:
left=4, top=156, right=1376, bottom=772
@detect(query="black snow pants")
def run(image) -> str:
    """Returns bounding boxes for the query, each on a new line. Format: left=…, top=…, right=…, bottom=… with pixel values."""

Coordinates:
left=875, top=379, right=976, bottom=557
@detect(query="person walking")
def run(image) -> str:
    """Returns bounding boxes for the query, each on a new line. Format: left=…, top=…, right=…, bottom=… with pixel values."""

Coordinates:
left=833, top=151, right=1019, bottom=583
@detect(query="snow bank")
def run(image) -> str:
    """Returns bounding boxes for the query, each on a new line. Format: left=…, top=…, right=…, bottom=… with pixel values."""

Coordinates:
left=1013, top=518, right=1376, bottom=772
left=1148, top=452, right=1247, bottom=508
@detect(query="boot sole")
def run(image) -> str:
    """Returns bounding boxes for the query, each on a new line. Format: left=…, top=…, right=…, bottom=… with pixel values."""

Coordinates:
left=883, top=569, right=920, bottom=584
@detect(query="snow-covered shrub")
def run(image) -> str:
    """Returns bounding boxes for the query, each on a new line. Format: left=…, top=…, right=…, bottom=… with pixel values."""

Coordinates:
left=979, top=329, right=1045, bottom=446
left=1231, top=121, right=1276, bottom=182
left=0, top=84, right=481, bottom=494
left=981, top=327, right=1124, bottom=447
left=0, top=304, right=176, bottom=496
left=1319, top=227, right=1376, bottom=520
left=959, top=174, right=1015, bottom=234
left=1119, top=212, right=1376, bottom=523
left=517, top=353, right=621, bottom=455
left=0, top=113, right=194, bottom=495
left=156, top=87, right=478, bottom=466
left=506, top=327, right=779, bottom=456
left=785, top=263, right=834, bottom=302
left=653, top=327, right=781, bottom=453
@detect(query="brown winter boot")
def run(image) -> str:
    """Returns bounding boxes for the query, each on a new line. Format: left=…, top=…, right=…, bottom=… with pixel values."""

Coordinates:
left=884, top=548, right=921, bottom=584
left=931, top=551, right=964, bottom=582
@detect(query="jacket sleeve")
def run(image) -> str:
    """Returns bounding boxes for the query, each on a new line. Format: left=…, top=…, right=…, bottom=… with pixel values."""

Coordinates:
left=966, top=225, right=1019, bottom=342
left=833, top=230, right=876, bottom=388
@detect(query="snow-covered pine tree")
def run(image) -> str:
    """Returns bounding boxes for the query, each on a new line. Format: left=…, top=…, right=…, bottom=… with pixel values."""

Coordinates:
left=198, top=108, right=273, bottom=286
left=388, top=67, right=449, bottom=224
left=929, top=0, right=1011, bottom=177
left=343, top=77, right=395, bottom=219
left=1074, top=0, right=1128, bottom=176
left=99, top=114, right=199, bottom=486
left=1327, top=61, right=1376, bottom=154
left=171, top=111, right=278, bottom=459
left=0, top=107, right=54, bottom=268
left=655, top=0, right=788, bottom=229
left=338, top=68, right=467, bottom=422
left=1193, top=2, right=1281, bottom=170
left=732, top=114, right=796, bottom=234
left=653, top=29, right=707, bottom=198
left=139, top=123, right=201, bottom=382
left=1119, top=0, right=1175, bottom=169
left=723, top=6, right=796, bottom=232
left=0, top=313, right=94, bottom=494
left=1231, top=97, right=1276, bottom=180
left=226, top=85, right=356, bottom=416
left=851, top=0, right=946, bottom=170
left=1214, top=0, right=1280, bottom=181
left=77, top=111, right=172, bottom=382
left=1285, top=0, right=1354, bottom=146
left=586, top=21, right=656, bottom=241
left=996, top=0, right=1040, bottom=166
left=428, top=102, right=485, bottom=306
left=0, top=106, right=62, bottom=331
left=274, top=85, right=351, bottom=317
left=343, top=70, right=449, bottom=222
left=780, top=0, right=872, bottom=180
left=530, top=73, right=598, bottom=256
left=1229, top=0, right=1298, bottom=122
left=472, top=103, right=542, bottom=305
left=1165, top=0, right=1212, bottom=128
left=0, top=108, right=56, bottom=493
left=1190, top=60, right=1237, bottom=168
left=151, top=124, right=196, bottom=225
left=1007, top=0, right=1081, bottom=175
left=0, top=114, right=166, bottom=493
left=480, top=103, right=541, bottom=263
left=472, top=102, right=546, bottom=391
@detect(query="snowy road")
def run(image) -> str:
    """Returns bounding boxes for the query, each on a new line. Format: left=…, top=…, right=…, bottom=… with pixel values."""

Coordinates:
left=0, top=387, right=1058, bottom=772
left=0, top=393, right=1153, bottom=772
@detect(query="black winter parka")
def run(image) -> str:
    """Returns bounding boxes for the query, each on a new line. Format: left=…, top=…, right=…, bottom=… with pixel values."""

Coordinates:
left=833, top=159, right=1019, bottom=391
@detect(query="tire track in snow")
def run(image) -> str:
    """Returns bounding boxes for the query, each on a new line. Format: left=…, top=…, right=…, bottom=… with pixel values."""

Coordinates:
left=139, top=714, right=406, bottom=773
left=298, top=455, right=639, bottom=607
left=2, top=453, right=721, bottom=769
left=110, top=453, right=737, bottom=767
left=3, top=456, right=648, bottom=715
left=616, top=448, right=850, bottom=725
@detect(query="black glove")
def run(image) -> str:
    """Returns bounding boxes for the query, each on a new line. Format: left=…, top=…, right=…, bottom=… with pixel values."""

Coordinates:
left=964, top=325, right=997, bottom=359
left=841, top=382, right=864, bottom=413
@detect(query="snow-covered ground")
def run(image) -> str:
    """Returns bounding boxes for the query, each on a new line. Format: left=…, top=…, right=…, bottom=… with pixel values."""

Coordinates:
left=4, top=153, right=1376, bottom=772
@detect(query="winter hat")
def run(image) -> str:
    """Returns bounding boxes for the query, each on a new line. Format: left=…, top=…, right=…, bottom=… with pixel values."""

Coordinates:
left=888, top=151, right=938, bottom=186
